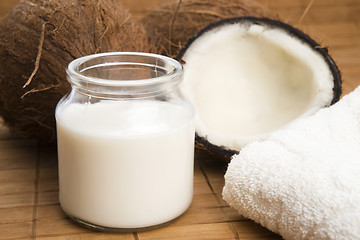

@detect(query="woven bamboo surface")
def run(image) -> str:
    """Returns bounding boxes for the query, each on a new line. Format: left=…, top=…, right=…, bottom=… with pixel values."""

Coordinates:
left=1, top=0, right=360, bottom=239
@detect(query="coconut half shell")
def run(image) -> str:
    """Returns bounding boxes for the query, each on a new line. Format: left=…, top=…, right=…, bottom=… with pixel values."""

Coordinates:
left=177, top=17, right=342, bottom=157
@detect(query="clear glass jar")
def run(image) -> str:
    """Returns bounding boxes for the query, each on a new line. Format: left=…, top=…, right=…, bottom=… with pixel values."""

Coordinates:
left=55, top=52, right=195, bottom=232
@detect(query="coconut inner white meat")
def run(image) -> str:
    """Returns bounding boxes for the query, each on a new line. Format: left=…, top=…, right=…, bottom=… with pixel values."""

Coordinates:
left=181, top=22, right=334, bottom=150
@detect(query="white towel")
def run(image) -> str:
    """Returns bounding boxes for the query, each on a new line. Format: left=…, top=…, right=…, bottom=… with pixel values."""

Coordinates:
left=223, top=86, right=360, bottom=240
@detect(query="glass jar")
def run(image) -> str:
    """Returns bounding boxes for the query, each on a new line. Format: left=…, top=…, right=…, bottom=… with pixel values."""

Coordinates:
left=55, top=52, right=195, bottom=232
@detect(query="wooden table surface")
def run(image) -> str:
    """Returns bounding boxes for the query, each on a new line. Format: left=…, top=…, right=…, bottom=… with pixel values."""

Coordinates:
left=1, top=0, right=359, bottom=239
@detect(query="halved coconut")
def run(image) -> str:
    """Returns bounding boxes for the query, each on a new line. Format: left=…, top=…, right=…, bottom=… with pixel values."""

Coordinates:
left=177, top=17, right=342, bottom=157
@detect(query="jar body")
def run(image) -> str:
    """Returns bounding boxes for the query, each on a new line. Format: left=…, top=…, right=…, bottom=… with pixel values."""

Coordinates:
left=55, top=52, right=195, bottom=231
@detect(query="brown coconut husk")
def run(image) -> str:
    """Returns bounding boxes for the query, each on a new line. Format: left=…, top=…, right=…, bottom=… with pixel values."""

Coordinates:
left=0, top=0, right=152, bottom=143
left=141, top=0, right=279, bottom=58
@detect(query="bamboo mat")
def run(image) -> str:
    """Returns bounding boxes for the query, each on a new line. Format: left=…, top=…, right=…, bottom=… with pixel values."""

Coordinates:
left=1, top=0, right=360, bottom=239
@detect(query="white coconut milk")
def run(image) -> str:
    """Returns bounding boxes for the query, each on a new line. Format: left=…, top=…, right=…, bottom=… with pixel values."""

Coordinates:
left=56, top=100, right=195, bottom=229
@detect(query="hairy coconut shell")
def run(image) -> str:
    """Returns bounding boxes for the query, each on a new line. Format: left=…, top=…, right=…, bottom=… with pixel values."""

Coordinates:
left=141, top=0, right=278, bottom=57
left=0, top=0, right=151, bottom=142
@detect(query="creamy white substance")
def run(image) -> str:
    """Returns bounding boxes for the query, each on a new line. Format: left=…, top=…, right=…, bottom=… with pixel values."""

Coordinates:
left=181, top=23, right=334, bottom=150
left=56, top=100, right=195, bottom=229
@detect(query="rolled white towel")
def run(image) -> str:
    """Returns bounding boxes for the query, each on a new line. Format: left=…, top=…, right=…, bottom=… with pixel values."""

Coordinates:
left=223, top=86, right=360, bottom=240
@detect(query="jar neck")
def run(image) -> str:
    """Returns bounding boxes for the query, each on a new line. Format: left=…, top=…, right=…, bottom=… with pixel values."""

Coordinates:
left=66, top=52, right=183, bottom=99
left=70, top=77, right=182, bottom=100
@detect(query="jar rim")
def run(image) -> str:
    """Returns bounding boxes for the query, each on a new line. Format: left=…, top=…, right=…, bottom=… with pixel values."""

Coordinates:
left=66, top=52, right=183, bottom=87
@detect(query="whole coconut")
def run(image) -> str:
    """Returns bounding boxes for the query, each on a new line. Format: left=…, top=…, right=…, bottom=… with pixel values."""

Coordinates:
left=141, top=0, right=278, bottom=57
left=0, top=0, right=151, bottom=142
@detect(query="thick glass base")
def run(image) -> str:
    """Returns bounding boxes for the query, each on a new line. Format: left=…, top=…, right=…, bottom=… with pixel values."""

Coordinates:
left=67, top=213, right=185, bottom=233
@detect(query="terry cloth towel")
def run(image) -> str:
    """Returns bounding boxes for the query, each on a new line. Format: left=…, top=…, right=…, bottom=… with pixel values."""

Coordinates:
left=223, top=86, right=360, bottom=240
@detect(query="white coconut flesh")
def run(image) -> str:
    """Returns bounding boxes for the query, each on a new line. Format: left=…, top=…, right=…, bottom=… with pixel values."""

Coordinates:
left=180, top=22, right=335, bottom=151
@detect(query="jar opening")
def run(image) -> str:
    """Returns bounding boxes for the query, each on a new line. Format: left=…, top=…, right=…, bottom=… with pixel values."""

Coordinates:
left=67, top=52, right=183, bottom=87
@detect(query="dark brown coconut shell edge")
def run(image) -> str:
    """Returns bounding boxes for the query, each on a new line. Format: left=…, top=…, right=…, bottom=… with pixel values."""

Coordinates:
left=176, top=17, right=342, bottom=160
